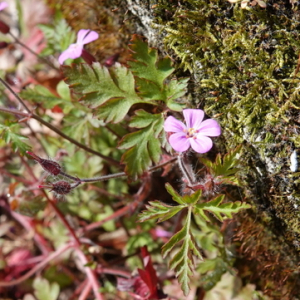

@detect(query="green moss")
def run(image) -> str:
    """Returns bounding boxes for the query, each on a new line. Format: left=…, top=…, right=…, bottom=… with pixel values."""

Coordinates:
left=153, top=0, right=300, bottom=297
left=154, top=0, right=300, bottom=135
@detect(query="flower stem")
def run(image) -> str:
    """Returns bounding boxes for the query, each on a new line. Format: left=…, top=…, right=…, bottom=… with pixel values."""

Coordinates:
left=8, top=32, right=58, bottom=70
left=177, top=153, right=195, bottom=187
left=0, top=103, right=120, bottom=167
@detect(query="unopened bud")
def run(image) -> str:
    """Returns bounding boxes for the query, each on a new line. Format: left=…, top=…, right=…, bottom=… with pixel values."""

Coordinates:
left=39, top=181, right=71, bottom=196
left=39, top=180, right=81, bottom=197
left=103, top=53, right=119, bottom=67
left=81, top=49, right=97, bottom=65
left=0, top=20, right=10, bottom=34
left=0, top=41, right=8, bottom=49
left=26, top=151, right=62, bottom=176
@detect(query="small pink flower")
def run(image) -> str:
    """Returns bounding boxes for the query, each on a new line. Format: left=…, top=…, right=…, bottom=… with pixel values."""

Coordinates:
left=0, top=2, right=8, bottom=11
left=58, top=29, right=99, bottom=65
left=164, top=109, right=221, bottom=153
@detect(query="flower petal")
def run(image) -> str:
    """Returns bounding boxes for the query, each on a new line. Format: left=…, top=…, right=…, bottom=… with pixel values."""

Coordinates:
left=169, top=132, right=191, bottom=152
left=77, top=29, right=90, bottom=44
left=77, top=29, right=99, bottom=45
left=164, top=116, right=186, bottom=133
left=58, top=45, right=83, bottom=64
left=0, top=2, right=8, bottom=10
left=190, top=135, right=213, bottom=153
left=183, top=109, right=205, bottom=129
left=197, top=119, right=221, bottom=137
left=58, top=49, right=73, bottom=65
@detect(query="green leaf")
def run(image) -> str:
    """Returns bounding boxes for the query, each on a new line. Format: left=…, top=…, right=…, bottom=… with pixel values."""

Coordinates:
left=200, top=145, right=243, bottom=185
left=165, top=78, right=189, bottom=111
left=20, top=84, right=74, bottom=113
left=161, top=208, right=202, bottom=296
left=195, top=194, right=251, bottom=222
left=0, top=123, right=31, bottom=154
left=197, top=257, right=233, bottom=291
left=138, top=200, right=184, bottom=223
left=119, top=111, right=165, bottom=178
left=128, top=35, right=188, bottom=109
left=13, top=195, right=47, bottom=217
left=165, top=183, right=202, bottom=205
left=33, top=277, right=60, bottom=300
left=129, top=35, right=174, bottom=87
left=38, top=18, right=75, bottom=56
left=63, top=62, right=144, bottom=123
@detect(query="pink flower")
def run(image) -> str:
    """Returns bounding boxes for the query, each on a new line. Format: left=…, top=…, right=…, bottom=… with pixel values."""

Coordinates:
left=58, top=29, right=99, bottom=65
left=0, top=2, right=8, bottom=11
left=164, top=109, right=221, bottom=153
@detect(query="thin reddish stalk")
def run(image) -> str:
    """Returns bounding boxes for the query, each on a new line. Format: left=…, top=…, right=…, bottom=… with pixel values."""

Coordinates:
left=76, top=249, right=104, bottom=300
left=96, top=266, right=131, bottom=278
left=0, top=243, right=73, bottom=287
left=82, top=175, right=152, bottom=232
left=78, top=280, right=92, bottom=300
left=46, top=197, right=81, bottom=246
left=9, top=210, right=52, bottom=255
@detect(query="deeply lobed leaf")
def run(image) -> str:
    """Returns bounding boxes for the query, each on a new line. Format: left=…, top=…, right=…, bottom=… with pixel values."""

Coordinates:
left=138, top=200, right=184, bottom=223
left=119, top=111, right=165, bottom=178
left=63, top=62, right=144, bottom=123
left=200, top=145, right=243, bottom=185
left=0, top=123, right=31, bottom=154
left=128, top=35, right=174, bottom=87
left=195, top=194, right=251, bottom=222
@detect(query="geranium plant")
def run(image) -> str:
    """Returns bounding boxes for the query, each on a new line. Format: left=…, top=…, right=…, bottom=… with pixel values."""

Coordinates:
left=0, top=21, right=250, bottom=298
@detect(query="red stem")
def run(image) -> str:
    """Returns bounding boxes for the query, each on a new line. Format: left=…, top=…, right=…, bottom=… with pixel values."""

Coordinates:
left=0, top=243, right=73, bottom=287
left=76, top=249, right=104, bottom=300
left=82, top=175, right=152, bottom=232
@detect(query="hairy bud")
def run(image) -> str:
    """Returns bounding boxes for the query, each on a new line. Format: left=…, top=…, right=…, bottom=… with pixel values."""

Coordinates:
left=0, top=20, right=10, bottom=34
left=26, top=151, right=62, bottom=176
left=39, top=180, right=81, bottom=198
left=0, top=41, right=8, bottom=49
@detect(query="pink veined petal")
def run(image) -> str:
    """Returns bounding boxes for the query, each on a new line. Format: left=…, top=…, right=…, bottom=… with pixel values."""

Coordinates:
left=58, top=45, right=83, bottom=64
left=183, top=109, right=205, bottom=129
left=58, top=49, right=73, bottom=65
left=197, top=119, right=221, bottom=137
left=81, top=30, right=99, bottom=44
left=67, top=45, right=83, bottom=59
left=190, top=135, right=213, bottom=153
left=164, top=116, right=186, bottom=133
left=0, top=2, right=8, bottom=10
left=169, top=132, right=191, bottom=152
left=76, top=29, right=91, bottom=44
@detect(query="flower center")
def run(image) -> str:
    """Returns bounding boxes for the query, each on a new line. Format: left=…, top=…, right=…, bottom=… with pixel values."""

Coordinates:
left=185, top=127, right=198, bottom=139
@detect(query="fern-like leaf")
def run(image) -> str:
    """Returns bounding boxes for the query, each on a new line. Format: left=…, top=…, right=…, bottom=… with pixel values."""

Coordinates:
left=195, top=194, right=251, bottom=222
left=139, top=200, right=184, bottom=223
left=162, top=208, right=202, bottom=296
left=118, top=110, right=165, bottom=178
left=128, top=35, right=188, bottom=110
left=0, top=123, right=31, bottom=154
left=200, top=145, right=242, bottom=185
left=63, top=62, right=145, bottom=123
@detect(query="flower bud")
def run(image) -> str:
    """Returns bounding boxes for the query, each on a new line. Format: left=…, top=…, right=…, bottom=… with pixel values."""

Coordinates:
left=26, top=151, right=62, bottom=176
left=0, top=20, right=10, bottom=34
left=0, top=41, right=8, bottom=49
left=81, top=49, right=97, bottom=65
left=39, top=181, right=71, bottom=196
